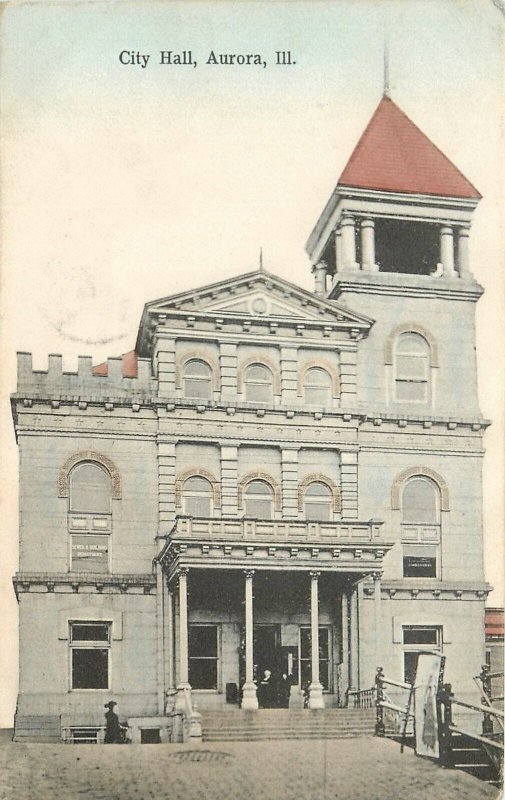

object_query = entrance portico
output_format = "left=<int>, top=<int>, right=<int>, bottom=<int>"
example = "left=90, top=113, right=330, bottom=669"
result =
left=157, top=516, right=392, bottom=711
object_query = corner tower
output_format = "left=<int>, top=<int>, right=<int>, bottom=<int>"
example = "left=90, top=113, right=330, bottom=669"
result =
left=306, top=95, right=484, bottom=416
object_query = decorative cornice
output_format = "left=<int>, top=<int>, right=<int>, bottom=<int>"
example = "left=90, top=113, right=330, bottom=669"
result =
left=12, top=572, right=156, bottom=598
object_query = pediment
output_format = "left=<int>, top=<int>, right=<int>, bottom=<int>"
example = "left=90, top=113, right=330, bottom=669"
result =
left=142, top=270, right=373, bottom=327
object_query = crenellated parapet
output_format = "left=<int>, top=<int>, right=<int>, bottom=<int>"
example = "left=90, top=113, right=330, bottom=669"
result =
left=15, top=352, right=153, bottom=400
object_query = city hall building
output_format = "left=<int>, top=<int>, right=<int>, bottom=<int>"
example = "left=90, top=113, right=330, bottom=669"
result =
left=12, top=95, right=491, bottom=742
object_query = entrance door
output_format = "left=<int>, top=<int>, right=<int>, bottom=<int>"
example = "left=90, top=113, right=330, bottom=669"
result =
left=253, top=624, right=281, bottom=681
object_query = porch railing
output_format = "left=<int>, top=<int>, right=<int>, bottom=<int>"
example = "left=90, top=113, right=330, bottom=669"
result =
left=375, top=666, right=415, bottom=750
left=347, top=686, right=376, bottom=709
left=172, top=515, right=384, bottom=543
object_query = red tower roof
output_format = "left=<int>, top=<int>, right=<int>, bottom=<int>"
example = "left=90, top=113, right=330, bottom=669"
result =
left=338, top=96, right=481, bottom=199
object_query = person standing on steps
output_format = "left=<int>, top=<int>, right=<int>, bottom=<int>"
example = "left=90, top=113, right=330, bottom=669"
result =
left=103, top=700, right=123, bottom=743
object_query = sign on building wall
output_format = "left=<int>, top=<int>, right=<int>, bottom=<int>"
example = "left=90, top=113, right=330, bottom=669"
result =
left=71, top=537, right=109, bottom=573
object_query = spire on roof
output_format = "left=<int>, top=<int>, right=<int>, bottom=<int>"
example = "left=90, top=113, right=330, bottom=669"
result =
left=383, top=31, right=391, bottom=98
left=259, top=247, right=264, bottom=271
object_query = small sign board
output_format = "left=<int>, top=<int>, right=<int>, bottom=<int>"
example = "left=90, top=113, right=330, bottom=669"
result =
left=414, top=651, right=443, bottom=759
left=71, top=535, right=109, bottom=573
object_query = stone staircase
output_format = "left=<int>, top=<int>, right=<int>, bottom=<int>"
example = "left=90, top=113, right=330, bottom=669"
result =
left=201, top=708, right=375, bottom=742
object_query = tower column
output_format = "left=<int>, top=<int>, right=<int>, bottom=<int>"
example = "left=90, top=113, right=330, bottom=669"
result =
left=312, top=260, right=328, bottom=296
left=456, top=227, right=472, bottom=281
left=360, top=218, right=378, bottom=272
left=439, top=225, right=456, bottom=278
left=334, top=228, right=343, bottom=273
left=242, top=569, right=258, bottom=710
left=309, top=571, right=325, bottom=709
left=340, top=215, right=358, bottom=271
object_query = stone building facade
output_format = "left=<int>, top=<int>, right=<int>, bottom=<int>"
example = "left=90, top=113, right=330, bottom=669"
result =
left=12, top=95, right=491, bottom=742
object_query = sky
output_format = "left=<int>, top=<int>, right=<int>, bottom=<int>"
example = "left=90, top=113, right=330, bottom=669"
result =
left=0, top=0, right=503, bottom=727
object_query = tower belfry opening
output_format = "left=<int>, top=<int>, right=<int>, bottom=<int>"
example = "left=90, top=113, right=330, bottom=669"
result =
left=306, top=95, right=481, bottom=294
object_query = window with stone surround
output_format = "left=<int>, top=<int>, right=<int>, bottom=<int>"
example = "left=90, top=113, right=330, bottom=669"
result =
left=394, top=333, right=430, bottom=403
left=244, top=479, right=274, bottom=518
left=183, top=359, right=213, bottom=399
left=70, top=622, right=111, bottom=690
left=303, top=482, right=332, bottom=521
left=303, top=367, right=332, bottom=406
left=401, top=477, right=441, bottom=578
left=68, top=463, right=112, bottom=573
left=183, top=476, right=213, bottom=517
left=244, top=363, right=274, bottom=403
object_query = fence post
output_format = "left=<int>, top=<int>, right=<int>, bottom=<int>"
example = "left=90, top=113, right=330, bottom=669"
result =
left=479, top=664, right=493, bottom=735
left=438, top=682, right=453, bottom=767
left=375, top=666, right=385, bottom=737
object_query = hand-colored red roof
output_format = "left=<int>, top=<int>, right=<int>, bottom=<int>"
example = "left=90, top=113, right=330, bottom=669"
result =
left=338, top=96, right=481, bottom=199
left=92, top=350, right=138, bottom=378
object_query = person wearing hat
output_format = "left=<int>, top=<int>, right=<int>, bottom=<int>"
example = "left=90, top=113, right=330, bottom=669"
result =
left=103, top=701, right=122, bottom=744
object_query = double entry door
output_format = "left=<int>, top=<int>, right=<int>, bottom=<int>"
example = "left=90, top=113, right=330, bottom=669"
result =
left=240, top=624, right=331, bottom=690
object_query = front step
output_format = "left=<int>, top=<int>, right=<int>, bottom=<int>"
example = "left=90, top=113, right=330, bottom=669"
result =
left=201, top=709, right=376, bottom=742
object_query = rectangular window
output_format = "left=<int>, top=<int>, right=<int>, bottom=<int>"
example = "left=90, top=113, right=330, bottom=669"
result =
left=299, top=627, right=330, bottom=690
left=402, top=626, right=441, bottom=684
left=188, top=625, right=218, bottom=690
left=70, top=622, right=110, bottom=690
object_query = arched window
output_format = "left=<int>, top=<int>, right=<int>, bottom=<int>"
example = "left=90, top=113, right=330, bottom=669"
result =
left=304, top=481, right=332, bottom=520
left=401, top=477, right=439, bottom=525
left=183, top=359, right=212, bottom=399
left=401, top=476, right=440, bottom=578
left=183, top=476, right=213, bottom=517
left=70, top=463, right=111, bottom=514
left=244, top=480, right=274, bottom=518
left=303, top=367, right=332, bottom=405
left=395, top=333, right=430, bottom=402
left=244, top=364, right=274, bottom=404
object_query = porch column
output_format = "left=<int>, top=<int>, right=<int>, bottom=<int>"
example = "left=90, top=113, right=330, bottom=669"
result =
left=340, top=215, right=358, bottom=271
left=242, top=569, right=258, bottom=710
left=360, top=218, right=378, bottom=272
left=309, top=571, right=325, bottom=709
left=177, top=567, right=190, bottom=688
left=439, top=225, right=456, bottom=278
left=166, top=587, right=174, bottom=688
left=341, top=592, right=350, bottom=702
left=349, top=585, right=359, bottom=689
left=312, top=260, right=328, bottom=296
left=373, top=572, right=382, bottom=671
left=156, top=563, right=165, bottom=714
left=456, top=227, right=471, bottom=281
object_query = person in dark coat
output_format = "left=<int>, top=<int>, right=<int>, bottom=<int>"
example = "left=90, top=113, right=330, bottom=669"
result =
left=258, top=669, right=274, bottom=708
left=277, top=672, right=293, bottom=708
left=104, top=701, right=122, bottom=743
